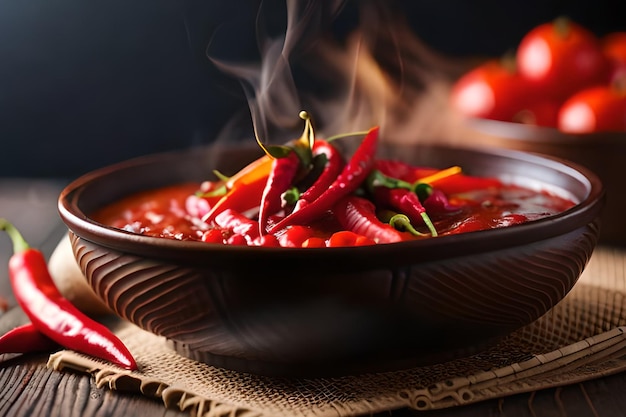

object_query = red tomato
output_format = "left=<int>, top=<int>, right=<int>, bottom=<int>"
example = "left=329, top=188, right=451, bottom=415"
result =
left=512, top=99, right=562, bottom=127
left=450, top=59, right=531, bottom=122
left=326, top=231, right=375, bottom=247
left=516, top=18, right=611, bottom=101
left=558, top=85, right=626, bottom=133
left=602, top=32, right=626, bottom=84
left=278, top=225, right=315, bottom=247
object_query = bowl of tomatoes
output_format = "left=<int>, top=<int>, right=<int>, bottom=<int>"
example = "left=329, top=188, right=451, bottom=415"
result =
left=58, top=123, right=604, bottom=377
left=450, top=18, right=626, bottom=245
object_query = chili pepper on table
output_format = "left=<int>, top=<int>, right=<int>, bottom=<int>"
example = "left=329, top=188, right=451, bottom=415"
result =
left=267, top=125, right=380, bottom=234
left=0, top=323, right=59, bottom=354
left=4, top=326, right=56, bottom=354
left=0, top=219, right=137, bottom=370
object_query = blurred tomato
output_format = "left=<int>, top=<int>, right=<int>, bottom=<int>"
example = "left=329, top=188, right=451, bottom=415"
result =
left=516, top=18, right=611, bottom=101
left=512, top=99, right=562, bottom=127
left=602, top=31, right=626, bottom=84
left=450, top=59, right=531, bottom=121
left=558, top=85, right=626, bottom=133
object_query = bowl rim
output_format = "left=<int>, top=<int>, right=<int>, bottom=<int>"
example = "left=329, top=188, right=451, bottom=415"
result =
left=57, top=143, right=605, bottom=270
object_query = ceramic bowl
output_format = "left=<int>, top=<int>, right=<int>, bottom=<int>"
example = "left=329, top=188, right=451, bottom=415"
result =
left=58, top=142, right=604, bottom=377
left=463, top=117, right=625, bottom=246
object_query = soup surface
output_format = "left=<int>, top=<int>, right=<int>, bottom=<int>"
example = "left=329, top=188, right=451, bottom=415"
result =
left=92, top=123, right=577, bottom=247
left=93, top=164, right=576, bottom=247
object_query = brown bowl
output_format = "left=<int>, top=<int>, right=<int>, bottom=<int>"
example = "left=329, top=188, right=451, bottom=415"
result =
left=57, top=143, right=604, bottom=377
left=463, top=117, right=625, bottom=246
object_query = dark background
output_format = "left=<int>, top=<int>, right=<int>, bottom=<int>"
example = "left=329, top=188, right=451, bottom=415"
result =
left=1, top=0, right=624, bottom=178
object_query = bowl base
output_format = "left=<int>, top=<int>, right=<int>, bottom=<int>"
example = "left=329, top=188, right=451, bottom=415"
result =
left=166, top=335, right=502, bottom=378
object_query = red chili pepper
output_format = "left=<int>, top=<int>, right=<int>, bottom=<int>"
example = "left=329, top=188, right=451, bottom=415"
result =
left=374, top=187, right=425, bottom=224
left=293, top=139, right=344, bottom=211
left=0, top=323, right=59, bottom=354
left=268, top=126, right=380, bottom=234
left=258, top=150, right=301, bottom=235
left=422, top=189, right=462, bottom=217
left=0, top=219, right=137, bottom=370
left=431, top=174, right=503, bottom=195
left=214, top=209, right=261, bottom=244
left=372, top=187, right=438, bottom=236
left=374, top=159, right=419, bottom=182
left=332, top=195, right=415, bottom=244
left=366, top=168, right=438, bottom=236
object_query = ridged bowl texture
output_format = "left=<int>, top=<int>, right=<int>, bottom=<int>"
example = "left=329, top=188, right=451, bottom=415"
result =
left=58, top=143, right=604, bottom=376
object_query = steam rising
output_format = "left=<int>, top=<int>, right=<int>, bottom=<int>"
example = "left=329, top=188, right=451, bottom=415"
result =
left=207, top=1, right=478, bottom=146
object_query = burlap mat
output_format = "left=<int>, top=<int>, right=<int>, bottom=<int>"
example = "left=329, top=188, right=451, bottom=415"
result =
left=47, top=246, right=626, bottom=417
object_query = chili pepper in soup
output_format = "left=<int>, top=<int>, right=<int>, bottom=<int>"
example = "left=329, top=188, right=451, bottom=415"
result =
left=92, top=158, right=576, bottom=247
left=92, top=120, right=575, bottom=247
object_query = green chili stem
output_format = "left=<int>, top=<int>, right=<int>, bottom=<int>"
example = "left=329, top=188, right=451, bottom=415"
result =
left=0, top=218, right=30, bottom=253
left=212, top=170, right=231, bottom=182
left=420, top=212, right=438, bottom=237
left=325, top=130, right=371, bottom=143
left=196, top=184, right=228, bottom=198
left=387, top=213, right=438, bottom=238
left=388, top=214, right=428, bottom=237
left=366, top=170, right=413, bottom=192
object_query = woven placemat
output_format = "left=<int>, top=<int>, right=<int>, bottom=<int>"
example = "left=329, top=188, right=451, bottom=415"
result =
left=47, top=246, right=626, bottom=417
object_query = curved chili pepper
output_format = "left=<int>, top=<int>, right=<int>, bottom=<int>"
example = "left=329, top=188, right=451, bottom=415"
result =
left=258, top=150, right=302, bottom=235
left=332, top=195, right=415, bottom=244
left=293, top=139, right=344, bottom=211
left=422, top=188, right=462, bottom=217
left=214, top=208, right=261, bottom=244
left=372, top=187, right=438, bottom=236
left=256, top=111, right=316, bottom=234
left=268, top=126, right=380, bottom=234
left=201, top=169, right=269, bottom=224
left=0, top=219, right=137, bottom=370
left=223, top=154, right=272, bottom=190
left=366, top=169, right=438, bottom=236
left=0, top=323, right=59, bottom=354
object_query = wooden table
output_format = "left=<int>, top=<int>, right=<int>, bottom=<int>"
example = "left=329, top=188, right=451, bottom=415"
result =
left=2, top=177, right=626, bottom=417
